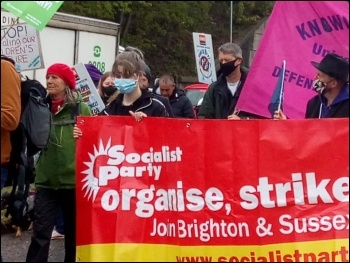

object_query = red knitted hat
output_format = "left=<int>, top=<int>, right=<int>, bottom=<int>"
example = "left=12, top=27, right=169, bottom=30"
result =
left=46, top=63, right=76, bottom=90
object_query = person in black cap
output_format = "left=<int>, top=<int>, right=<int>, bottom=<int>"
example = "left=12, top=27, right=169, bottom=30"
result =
left=274, top=53, right=349, bottom=119
left=139, top=64, right=174, bottom=117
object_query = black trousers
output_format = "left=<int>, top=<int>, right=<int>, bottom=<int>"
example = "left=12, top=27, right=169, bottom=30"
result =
left=26, top=188, right=76, bottom=262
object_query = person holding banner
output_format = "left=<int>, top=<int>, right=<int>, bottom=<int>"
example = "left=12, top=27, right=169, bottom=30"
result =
left=118, top=46, right=174, bottom=117
left=197, top=42, right=263, bottom=120
left=100, top=50, right=169, bottom=120
left=274, top=53, right=349, bottom=119
left=26, top=63, right=92, bottom=262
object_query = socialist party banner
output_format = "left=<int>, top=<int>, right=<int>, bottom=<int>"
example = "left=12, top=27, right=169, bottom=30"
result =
left=236, top=1, right=349, bottom=119
left=75, top=117, right=349, bottom=262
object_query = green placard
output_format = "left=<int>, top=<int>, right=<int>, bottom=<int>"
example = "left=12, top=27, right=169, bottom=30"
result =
left=1, top=1, right=64, bottom=31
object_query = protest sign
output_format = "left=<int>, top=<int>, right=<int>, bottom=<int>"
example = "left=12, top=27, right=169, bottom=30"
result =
left=193, top=32, right=217, bottom=84
left=1, top=22, right=44, bottom=71
left=236, top=1, right=349, bottom=119
left=73, top=63, right=105, bottom=115
left=75, top=117, right=349, bottom=261
left=1, top=1, right=64, bottom=31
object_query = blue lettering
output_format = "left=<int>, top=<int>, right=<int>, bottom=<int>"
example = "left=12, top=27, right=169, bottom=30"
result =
left=296, top=75, right=305, bottom=87
left=308, top=19, right=322, bottom=37
left=296, top=15, right=349, bottom=40
left=321, top=18, right=332, bottom=32
left=304, top=78, right=313, bottom=89
left=272, top=66, right=314, bottom=89
left=296, top=23, right=312, bottom=40
left=312, top=43, right=323, bottom=55
left=343, top=16, right=349, bottom=28
left=272, top=66, right=281, bottom=77
left=311, top=42, right=343, bottom=58
left=283, top=69, right=290, bottom=82
left=288, top=72, right=298, bottom=83
left=198, top=49, right=209, bottom=57
left=328, top=15, right=344, bottom=30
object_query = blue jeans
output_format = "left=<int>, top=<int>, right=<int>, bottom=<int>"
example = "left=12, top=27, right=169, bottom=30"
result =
left=1, top=163, right=9, bottom=190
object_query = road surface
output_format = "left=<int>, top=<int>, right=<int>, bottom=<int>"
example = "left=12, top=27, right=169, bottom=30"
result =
left=1, top=227, right=64, bottom=262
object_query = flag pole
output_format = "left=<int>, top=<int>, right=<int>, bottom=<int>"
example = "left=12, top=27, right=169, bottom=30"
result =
left=230, top=1, right=233, bottom=42
left=277, top=60, right=286, bottom=111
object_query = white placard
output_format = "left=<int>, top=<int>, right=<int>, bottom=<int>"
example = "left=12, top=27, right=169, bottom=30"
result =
left=73, top=63, right=105, bottom=115
left=192, top=32, right=217, bottom=84
left=1, top=22, right=44, bottom=71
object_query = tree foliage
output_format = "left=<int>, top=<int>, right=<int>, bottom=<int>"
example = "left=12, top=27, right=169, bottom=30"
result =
left=59, top=1, right=274, bottom=77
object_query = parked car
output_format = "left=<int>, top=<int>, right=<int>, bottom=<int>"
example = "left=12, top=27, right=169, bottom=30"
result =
left=183, top=83, right=209, bottom=117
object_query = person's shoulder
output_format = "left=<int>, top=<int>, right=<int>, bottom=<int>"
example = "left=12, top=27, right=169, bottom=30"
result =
left=176, top=89, right=187, bottom=97
left=1, top=57, right=17, bottom=73
left=151, top=96, right=167, bottom=108
left=153, top=93, right=168, bottom=103
left=81, top=102, right=93, bottom=115
left=1, top=56, right=15, bottom=66
left=307, top=94, right=320, bottom=106
left=1, top=58, right=21, bottom=85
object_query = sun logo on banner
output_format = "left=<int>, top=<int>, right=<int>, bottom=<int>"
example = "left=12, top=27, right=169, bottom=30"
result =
left=81, top=138, right=112, bottom=202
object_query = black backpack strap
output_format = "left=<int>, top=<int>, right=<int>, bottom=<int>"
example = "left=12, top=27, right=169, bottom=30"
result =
left=72, top=101, right=81, bottom=123
left=5, top=127, right=29, bottom=218
left=29, top=87, right=48, bottom=104
left=52, top=102, right=80, bottom=126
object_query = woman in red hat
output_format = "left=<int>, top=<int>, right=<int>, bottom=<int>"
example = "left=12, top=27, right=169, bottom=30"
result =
left=26, top=63, right=92, bottom=262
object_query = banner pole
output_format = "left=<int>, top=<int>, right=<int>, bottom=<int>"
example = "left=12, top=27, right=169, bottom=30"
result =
left=230, top=1, right=233, bottom=42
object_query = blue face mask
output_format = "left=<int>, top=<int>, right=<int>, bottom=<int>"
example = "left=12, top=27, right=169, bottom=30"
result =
left=114, top=78, right=137, bottom=94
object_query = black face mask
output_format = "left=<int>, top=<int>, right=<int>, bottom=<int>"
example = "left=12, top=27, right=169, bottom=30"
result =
left=103, top=85, right=117, bottom=96
left=220, top=58, right=239, bottom=77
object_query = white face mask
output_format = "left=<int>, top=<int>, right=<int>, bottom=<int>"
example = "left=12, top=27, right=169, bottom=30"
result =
left=312, top=79, right=332, bottom=94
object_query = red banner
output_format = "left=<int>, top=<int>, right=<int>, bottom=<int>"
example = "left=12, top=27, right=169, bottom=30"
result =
left=76, top=117, right=349, bottom=262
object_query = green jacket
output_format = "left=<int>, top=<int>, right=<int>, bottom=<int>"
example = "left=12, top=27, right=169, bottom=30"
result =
left=35, top=100, right=91, bottom=189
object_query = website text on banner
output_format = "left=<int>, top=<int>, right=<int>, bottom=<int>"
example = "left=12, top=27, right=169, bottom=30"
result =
left=75, top=117, right=349, bottom=262
left=236, top=1, right=349, bottom=119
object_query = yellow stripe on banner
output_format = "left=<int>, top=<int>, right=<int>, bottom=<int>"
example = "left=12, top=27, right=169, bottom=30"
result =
left=76, top=239, right=349, bottom=262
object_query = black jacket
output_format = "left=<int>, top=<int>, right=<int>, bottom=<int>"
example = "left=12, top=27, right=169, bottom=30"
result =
left=305, top=83, right=349, bottom=118
left=152, top=93, right=174, bottom=117
left=198, top=69, right=264, bottom=119
left=169, top=88, right=195, bottom=118
left=103, top=89, right=168, bottom=117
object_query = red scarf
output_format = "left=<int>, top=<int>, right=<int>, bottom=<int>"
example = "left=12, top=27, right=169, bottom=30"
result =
left=51, top=98, right=65, bottom=114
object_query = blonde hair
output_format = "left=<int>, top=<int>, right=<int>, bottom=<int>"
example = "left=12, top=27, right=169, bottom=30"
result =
left=65, top=87, right=79, bottom=105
